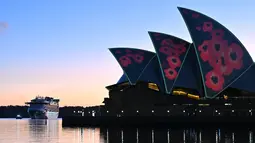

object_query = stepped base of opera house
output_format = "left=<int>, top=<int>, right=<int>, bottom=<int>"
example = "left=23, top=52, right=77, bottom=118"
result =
left=62, top=82, right=255, bottom=127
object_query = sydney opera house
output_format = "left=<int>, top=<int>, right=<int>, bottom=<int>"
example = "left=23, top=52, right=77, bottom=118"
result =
left=90, top=7, right=255, bottom=117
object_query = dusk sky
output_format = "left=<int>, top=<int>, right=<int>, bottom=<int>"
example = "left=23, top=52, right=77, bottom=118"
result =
left=0, top=0, right=254, bottom=106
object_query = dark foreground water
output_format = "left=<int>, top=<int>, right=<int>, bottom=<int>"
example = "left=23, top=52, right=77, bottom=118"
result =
left=0, top=119, right=254, bottom=143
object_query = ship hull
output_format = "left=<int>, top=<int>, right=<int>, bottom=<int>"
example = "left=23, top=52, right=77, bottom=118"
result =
left=28, top=110, right=59, bottom=119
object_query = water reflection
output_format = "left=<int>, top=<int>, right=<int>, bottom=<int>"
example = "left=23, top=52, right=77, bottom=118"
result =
left=0, top=119, right=255, bottom=143
left=28, top=119, right=59, bottom=142
left=100, top=127, right=255, bottom=143
left=62, top=127, right=100, bottom=143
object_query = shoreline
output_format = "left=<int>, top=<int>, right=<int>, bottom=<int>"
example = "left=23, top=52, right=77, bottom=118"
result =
left=62, top=116, right=255, bottom=128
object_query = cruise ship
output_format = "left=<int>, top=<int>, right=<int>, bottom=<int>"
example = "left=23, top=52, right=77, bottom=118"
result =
left=25, top=96, right=60, bottom=119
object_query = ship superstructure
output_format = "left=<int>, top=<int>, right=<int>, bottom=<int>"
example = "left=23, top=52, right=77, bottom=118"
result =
left=25, top=96, right=60, bottom=119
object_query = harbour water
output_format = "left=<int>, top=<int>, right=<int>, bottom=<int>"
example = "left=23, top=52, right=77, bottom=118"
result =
left=0, top=119, right=254, bottom=143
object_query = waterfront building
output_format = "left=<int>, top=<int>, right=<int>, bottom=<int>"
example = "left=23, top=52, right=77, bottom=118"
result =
left=88, top=7, right=255, bottom=117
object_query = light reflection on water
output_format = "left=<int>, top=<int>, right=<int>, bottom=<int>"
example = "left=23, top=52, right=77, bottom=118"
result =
left=0, top=119, right=254, bottom=143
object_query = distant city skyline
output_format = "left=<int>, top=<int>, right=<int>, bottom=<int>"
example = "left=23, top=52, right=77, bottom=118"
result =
left=0, top=0, right=255, bottom=106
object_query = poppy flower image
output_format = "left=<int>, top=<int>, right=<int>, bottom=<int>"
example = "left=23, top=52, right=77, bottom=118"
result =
left=210, top=56, right=233, bottom=76
left=196, top=26, right=202, bottom=31
left=211, top=29, right=224, bottom=40
left=125, top=49, right=132, bottom=53
left=159, top=46, right=175, bottom=56
left=132, top=54, right=144, bottom=63
left=161, top=39, right=174, bottom=46
left=198, top=40, right=211, bottom=62
left=207, top=39, right=228, bottom=58
left=192, top=13, right=199, bottom=18
left=225, top=43, right=243, bottom=70
left=115, top=50, right=121, bottom=54
left=164, top=68, right=177, bottom=80
left=154, top=33, right=160, bottom=37
left=167, top=56, right=181, bottom=69
left=119, top=56, right=131, bottom=67
left=205, top=70, right=225, bottom=91
left=182, top=9, right=188, bottom=14
left=125, top=53, right=134, bottom=58
left=173, top=44, right=187, bottom=55
left=153, top=33, right=161, bottom=40
left=203, top=22, right=213, bottom=32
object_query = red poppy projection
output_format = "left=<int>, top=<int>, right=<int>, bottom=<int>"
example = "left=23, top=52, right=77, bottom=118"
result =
left=109, top=7, right=254, bottom=99
left=178, top=7, right=253, bottom=98
left=113, top=49, right=145, bottom=68
left=109, top=48, right=155, bottom=85
left=149, top=32, right=191, bottom=93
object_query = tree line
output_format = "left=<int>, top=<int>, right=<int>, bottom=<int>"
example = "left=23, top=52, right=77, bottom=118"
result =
left=0, top=106, right=85, bottom=118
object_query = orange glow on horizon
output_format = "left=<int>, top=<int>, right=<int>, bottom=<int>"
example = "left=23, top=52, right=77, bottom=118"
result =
left=0, top=64, right=123, bottom=107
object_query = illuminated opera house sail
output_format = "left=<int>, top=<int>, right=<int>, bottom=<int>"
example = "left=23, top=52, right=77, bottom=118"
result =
left=102, top=7, right=255, bottom=117
left=62, top=7, right=255, bottom=128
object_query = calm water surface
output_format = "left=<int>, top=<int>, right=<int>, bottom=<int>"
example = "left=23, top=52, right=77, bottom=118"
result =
left=0, top=119, right=254, bottom=143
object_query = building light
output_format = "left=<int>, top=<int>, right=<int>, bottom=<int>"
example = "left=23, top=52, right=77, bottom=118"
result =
left=187, top=94, right=200, bottom=100
left=88, top=111, right=90, bottom=114
left=232, top=110, right=234, bottom=112
left=215, top=110, right=218, bottom=113
left=198, top=104, right=210, bottom=106
left=121, top=110, right=124, bottom=113
left=137, top=110, right=139, bottom=113
left=249, top=110, right=252, bottom=112
left=73, top=111, right=76, bottom=113
left=107, top=111, right=109, bottom=113
left=148, top=83, right=159, bottom=91
left=225, top=103, right=232, bottom=106
left=173, top=90, right=187, bottom=96
left=199, top=110, right=201, bottom=113
left=183, top=110, right=185, bottom=113
left=152, top=110, right=154, bottom=113
left=224, top=95, right=228, bottom=100
left=218, top=112, right=221, bottom=115
left=167, top=110, right=170, bottom=113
